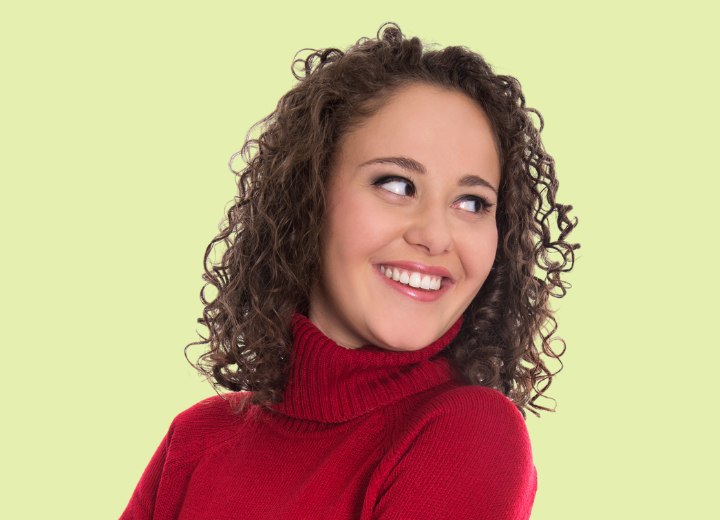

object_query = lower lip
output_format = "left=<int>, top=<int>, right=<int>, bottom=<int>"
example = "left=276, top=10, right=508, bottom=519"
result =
left=373, top=266, right=453, bottom=302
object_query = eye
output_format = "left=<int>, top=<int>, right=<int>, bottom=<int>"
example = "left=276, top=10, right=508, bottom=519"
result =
left=454, top=196, right=495, bottom=215
left=373, top=175, right=415, bottom=196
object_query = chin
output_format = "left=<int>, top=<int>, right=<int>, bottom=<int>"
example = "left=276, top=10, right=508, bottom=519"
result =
left=369, top=321, right=444, bottom=352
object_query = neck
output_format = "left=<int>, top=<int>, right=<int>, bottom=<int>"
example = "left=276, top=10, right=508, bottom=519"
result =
left=267, top=312, right=464, bottom=423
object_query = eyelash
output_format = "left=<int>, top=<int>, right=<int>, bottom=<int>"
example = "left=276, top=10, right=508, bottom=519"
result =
left=372, top=175, right=495, bottom=215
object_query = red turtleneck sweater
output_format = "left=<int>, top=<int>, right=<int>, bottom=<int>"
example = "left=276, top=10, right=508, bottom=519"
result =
left=120, top=314, right=537, bottom=519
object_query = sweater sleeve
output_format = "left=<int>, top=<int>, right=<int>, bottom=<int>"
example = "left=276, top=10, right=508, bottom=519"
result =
left=119, top=430, right=170, bottom=519
left=371, top=387, right=537, bottom=520
left=118, top=394, right=238, bottom=519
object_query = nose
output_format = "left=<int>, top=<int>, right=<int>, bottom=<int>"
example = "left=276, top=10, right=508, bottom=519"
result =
left=402, top=202, right=453, bottom=255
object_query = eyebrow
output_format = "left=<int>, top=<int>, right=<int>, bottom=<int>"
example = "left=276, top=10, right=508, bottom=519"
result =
left=359, top=156, right=498, bottom=195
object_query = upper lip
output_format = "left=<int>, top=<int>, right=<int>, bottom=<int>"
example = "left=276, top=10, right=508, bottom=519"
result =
left=376, top=261, right=455, bottom=282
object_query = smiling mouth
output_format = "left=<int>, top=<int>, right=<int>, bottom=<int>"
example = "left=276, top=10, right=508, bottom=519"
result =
left=378, top=265, right=447, bottom=291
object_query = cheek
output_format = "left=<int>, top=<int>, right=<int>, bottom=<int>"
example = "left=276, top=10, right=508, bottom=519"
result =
left=461, top=224, right=498, bottom=281
left=324, top=191, right=393, bottom=261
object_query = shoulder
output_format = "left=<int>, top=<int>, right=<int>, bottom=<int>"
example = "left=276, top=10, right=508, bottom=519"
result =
left=172, top=393, right=239, bottom=425
left=407, top=384, right=534, bottom=467
left=373, top=384, right=537, bottom=518
left=164, top=392, right=251, bottom=464
left=423, top=384, right=529, bottom=437
left=429, top=383, right=523, bottom=414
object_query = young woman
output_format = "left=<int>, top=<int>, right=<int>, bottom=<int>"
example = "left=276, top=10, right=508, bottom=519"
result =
left=121, top=22, right=579, bottom=519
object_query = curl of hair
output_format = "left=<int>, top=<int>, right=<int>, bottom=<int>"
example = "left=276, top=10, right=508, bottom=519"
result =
left=185, top=22, right=580, bottom=419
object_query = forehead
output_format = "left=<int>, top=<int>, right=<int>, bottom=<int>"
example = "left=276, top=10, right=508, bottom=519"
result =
left=334, top=83, right=501, bottom=183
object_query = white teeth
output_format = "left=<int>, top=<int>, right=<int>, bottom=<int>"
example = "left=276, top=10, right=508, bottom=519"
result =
left=379, top=265, right=443, bottom=291
left=409, top=272, right=422, bottom=288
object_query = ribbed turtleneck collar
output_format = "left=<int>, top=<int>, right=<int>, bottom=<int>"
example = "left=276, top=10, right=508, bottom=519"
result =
left=269, top=313, right=463, bottom=423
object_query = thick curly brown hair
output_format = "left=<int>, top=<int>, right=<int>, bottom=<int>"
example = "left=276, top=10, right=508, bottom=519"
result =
left=185, top=22, right=579, bottom=419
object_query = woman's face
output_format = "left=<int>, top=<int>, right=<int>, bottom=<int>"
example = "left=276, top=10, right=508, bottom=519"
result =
left=308, top=82, right=501, bottom=351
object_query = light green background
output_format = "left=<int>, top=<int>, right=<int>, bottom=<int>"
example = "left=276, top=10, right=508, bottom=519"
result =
left=2, top=1, right=717, bottom=518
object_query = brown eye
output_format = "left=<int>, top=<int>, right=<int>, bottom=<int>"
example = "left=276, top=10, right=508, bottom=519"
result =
left=373, top=175, right=415, bottom=196
left=454, top=196, right=494, bottom=215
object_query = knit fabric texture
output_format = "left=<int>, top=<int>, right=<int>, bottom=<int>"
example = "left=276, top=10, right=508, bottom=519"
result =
left=120, top=313, right=537, bottom=519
